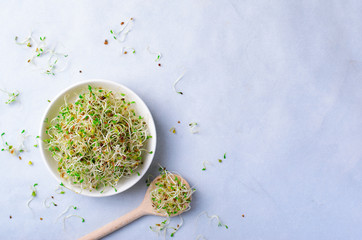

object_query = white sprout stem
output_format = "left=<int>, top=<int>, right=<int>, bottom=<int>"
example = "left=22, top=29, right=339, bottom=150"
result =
left=147, top=46, right=162, bottom=62
left=121, top=47, right=136, bottom=54
left=43, top=198, right=51, bottom=208
left=43, top=198, right=56, bottom=208
left=0, top=89, right=20, bottom=104
left=26, top=196, right=34, bottom=209
left=111, top=18, right=134, bottom=42
left=195, top=211, right=227, bottom=228
left=63, top=214, right=84, bottom=228
left=17, top=132, right=28, bottom=152
left=150, top=169, right=194, bottom=216
left=173, top=72, right=185, bottom=94
left=14, top=32, right=34, bottom=45
left=0, top=89, right=9, bottom=94
left=166, top=215, right=183, bottom=235
left=196, top=234, right=207, bottom=240
left=16, top=33, right=68, bottom=75
left=202, top=160, right=212, bottom=169
left=189, top=122, right=199, bottom=134
left=26, top=185, right=37, bottom=209
left=57, top=205, right=76, bottom=222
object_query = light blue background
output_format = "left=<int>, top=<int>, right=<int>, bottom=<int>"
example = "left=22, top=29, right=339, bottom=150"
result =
left=1, top=0, right=362, bottom=239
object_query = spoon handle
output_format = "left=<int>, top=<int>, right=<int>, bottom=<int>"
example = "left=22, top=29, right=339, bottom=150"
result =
left=79, top=205, right=147, bottom=240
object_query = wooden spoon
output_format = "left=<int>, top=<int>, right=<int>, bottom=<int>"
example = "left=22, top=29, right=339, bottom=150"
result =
left=79, top=174, right=191, bottom=240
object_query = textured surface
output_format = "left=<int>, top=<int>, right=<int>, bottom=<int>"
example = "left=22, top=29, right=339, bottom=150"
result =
left=0, top=0, right=362, bottom=239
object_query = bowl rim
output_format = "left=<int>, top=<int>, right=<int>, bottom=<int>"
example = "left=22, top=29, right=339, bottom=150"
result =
left=39, top=79, right=157, bottom=197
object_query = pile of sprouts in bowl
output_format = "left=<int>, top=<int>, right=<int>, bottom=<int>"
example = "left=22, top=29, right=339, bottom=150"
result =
left=45, top=85, right=150, bottom=192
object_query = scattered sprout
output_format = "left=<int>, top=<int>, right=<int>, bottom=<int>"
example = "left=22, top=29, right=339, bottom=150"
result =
left=0, top=89, right=19, bottom=104
left=149, top=217, right=170, bottom=234
left=195, top=211, right=229, bottom=230
left=169, top=216, right=183, bottom=237
left=189, top=122, right=199, bottom=134
left=147, top=46, right=162, bottom=62
left=58, top=206, right=84, bottom=229
left=43, top=197, right=58, bottom=208
left=27, top=183, right=38, bottom=209
left=196, top=234, right=207, bottom=240
left=145, top=174, right=154, bottom=187
left=15, top=34, right=32, bottom=46
left=15, top=33, right=68, bottom=75
left=110, top=18, right=134, bottom=42
left=169, top=127, right=176, bottom=134
left=1, top=130, right=27, bottom=156
left=150, top=215, right=183, bottom=237
left=173, top=72, right=185, bottom=95
left=121, top=47, right=136, bottom=55
left=202, top=160, right=211, bottom=171
left=57, top=205, right=78, bottom=222
left=55, top=184, right=65, bottom=194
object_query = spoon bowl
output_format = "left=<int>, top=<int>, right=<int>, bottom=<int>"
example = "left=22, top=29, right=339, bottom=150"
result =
left=79, top=174, right=191, bottom=240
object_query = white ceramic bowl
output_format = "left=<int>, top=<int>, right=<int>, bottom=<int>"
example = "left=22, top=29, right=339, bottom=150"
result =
left=39, top=79, right=157, bottom=197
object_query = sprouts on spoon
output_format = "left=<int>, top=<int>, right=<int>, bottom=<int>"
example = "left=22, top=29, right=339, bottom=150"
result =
left=150, top=169, right=194, bottom=216
left=45, top=86, right=149, bottom=192
left=149, top=168, right=194, bottom=237
left=0, top=89, right=19, bottom=104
